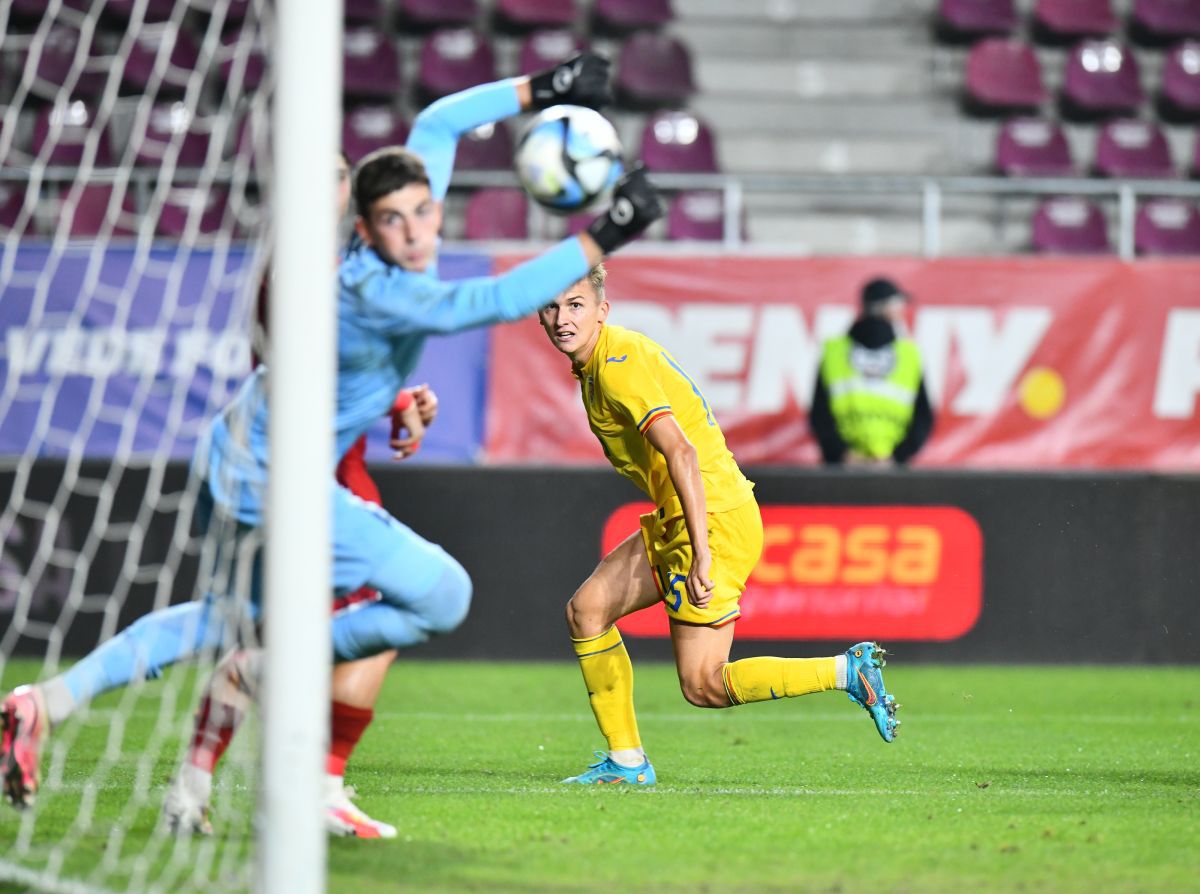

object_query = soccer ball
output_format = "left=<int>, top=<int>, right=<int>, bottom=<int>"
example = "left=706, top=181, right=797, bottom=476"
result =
left=514, top=105, right=624, bottom=214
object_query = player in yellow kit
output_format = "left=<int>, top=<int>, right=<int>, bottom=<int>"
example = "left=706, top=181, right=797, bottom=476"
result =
left=538, top=265, right=900, bottom=784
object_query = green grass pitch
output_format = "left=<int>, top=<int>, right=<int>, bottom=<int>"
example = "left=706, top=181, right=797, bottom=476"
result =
left=1, top=658, right=1198, bottom=894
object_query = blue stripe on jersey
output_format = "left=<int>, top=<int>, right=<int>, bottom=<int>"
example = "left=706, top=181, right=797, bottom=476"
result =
left=661, top=351, right=715, bottom=426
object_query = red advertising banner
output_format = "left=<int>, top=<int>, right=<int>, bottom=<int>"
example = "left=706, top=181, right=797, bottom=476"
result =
left=606, top=503, right=983, bottom=641
left=485, top=256, right=1200, bottom=469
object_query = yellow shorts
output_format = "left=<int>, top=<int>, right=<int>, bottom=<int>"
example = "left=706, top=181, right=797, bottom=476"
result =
left=639, top=497, right=764, bottom=627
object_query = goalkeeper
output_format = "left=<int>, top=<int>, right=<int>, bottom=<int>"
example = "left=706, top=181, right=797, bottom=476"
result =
left=1, top=53, right=664, bottom=815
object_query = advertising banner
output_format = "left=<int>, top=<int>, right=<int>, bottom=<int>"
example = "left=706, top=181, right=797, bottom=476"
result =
left=485, top=256, right=1200, bottom=469
left=606, top=503, right=983, bottom=640
left=1, top=245, right=493, bottom=462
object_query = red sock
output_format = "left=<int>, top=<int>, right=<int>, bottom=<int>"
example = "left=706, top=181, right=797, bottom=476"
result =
left=188, top=695, right=242, bottom=774
left=326, top=701, right=374, bottom=777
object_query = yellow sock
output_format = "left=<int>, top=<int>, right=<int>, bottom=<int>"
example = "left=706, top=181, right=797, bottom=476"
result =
left=572, top=627, right=641, bottom=751
left=721, top=657, right=838, bottom=706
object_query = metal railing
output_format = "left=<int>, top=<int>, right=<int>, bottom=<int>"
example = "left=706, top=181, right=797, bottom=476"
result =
left=8, top=165, right=1200, bottom=258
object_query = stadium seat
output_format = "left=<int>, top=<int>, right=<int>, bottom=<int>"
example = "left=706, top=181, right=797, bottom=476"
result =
left=134, top=102, right=211, bottom=169
left=1059, top=39, right=1144, bottom=120
left=103, top=0, right=180, bottom=22
left=32, top=100, right=114, bottom=167
left=156, top=186, right=230, bottom=239
left=994, top=116, right=1074, bottom=175
left=343, top=106, right=411, bottom=163
left=1093, top=118, right=1175, bottom=177
left=454, top=121, right=513, bottom=170
left=962, top=38, right=1048, bottom=116
left=639, top=110, right=719, bottom=173
left=492, top=0, right=577, bottom=33
left=667, top=190, right=730, bottom=241
left=396, top=0, right=478, bottom=31
left=591, top=0, right=674, bottom=36
left=615, top=31, right=696, bottom=109
left=517, top=29, right=587, bottom=76
left=935, top=0, right=1018, bottom=44
left=122, top=23, right=201, bottom=96
left=1134, top=197, right=1200, bottom=254
left=416, top=28, right=496, bottom=104
left=1130, top=0, right=1200, bottom=45
left=1030, top=196, right=1110, bottom=253
left=345, top=0, right=385, bottom=24
left=60, top=184, right=137, bottom=239
left=219, top=31, right=266, bottom=94
left=1193, top=130, right=1200, bottom=175
left=0, top=183, right=30, bottom=236
left=463, top=188, right=529, bottom=239
left=344, top=28, right=402, bottom=102
left=1032, top=0, right=1117, bottom=45
left=1157, top=40, right=1200, bottom=122
left=32, top=26, right=109, bottom=99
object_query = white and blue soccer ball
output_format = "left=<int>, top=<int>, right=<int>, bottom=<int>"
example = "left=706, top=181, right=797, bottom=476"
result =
left=514, top=105, right=624, bottom=214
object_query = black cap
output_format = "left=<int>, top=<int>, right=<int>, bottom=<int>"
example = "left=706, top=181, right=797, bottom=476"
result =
left=861, top=277, right=906, bottom=308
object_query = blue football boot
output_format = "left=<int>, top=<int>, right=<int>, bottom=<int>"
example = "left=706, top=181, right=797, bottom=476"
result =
left=562, top=751, right=656, bottom=785
left=844, top=642, right=899, bottom=743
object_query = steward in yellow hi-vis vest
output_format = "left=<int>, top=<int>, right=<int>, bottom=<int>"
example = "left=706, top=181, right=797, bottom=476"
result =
left=810, top=277, right=934, bottom=466
left=536, top=263, right=900, bottom=788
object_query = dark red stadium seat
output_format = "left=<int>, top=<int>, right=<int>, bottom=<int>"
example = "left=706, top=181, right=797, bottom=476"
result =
left=104, top=0, right=180, bottom=22
left=1032, top=0, right=1117, bottom=44
left=1157, top=40, right=1200, bottom=122
left=344, top=28, right=402, bottom=101
left=591, top=0, right=674, bottom=35
left=962, top=38, right=1048, bottom=116
left=0, top=183, right=31, bottom=236
left=32, top=100, right=114, bottom=167
left=397, top=0, right=478, bottom=30
left=615, top=31, right=696, bottom=109
left=122, top=23, right=201, bottom=96
left=1130, top=0, right=1200, bottom=45
left=493, top=0, right=577, bottom=33
left=936, top=0, right=1018, bottom=43
left=1059, top=39, right=1143, bottom=120
left=517, top=29, right=587, bottom=76
left=1135, top=198, right=1200, bottom=254
left=416, top=28, right=496, bottom=103
left=135, top=102, right=212, bottom=169
left=454, top=121, right=513, bottom=171
left=639, top=110, right=719, bottom=173
left=342, top=106, right=411, bottom=163
left=345, top=0, right=385, bottom=24
left=464, top=188, right=529, bottom=239
left=60, top=184, right=137, bottom=239
left=1031, top=197, right=1110, bottom=253
left=32, top=26, right=109, bottom=99
left=994, top=117, right=1074, bottom=176
left=667, top=190, right=727, bottom=241
left=219, top=30, right=266, bottom=94
left=156, top=186, right=230, bottom=239
left=1093, top=118, right=1175, bottom=178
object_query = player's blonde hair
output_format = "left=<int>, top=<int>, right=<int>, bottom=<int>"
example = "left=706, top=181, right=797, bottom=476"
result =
left=586, top=263, right=607, bottom=302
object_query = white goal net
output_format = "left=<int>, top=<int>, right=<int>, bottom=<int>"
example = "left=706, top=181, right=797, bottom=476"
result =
left=0, top=0, right=279, bottom=891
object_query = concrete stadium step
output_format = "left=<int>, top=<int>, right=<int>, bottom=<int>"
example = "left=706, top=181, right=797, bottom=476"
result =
left=672, top=0, right=931, bottom=25
left=695, top=56, right=938, bottom=100
left=691, top=95, right=964, bottom=135
left=745, top=210, right=1034, bottom=255
left=674, top=20, right=935, bottom=59
left=718, top=132, right=961, bottom=175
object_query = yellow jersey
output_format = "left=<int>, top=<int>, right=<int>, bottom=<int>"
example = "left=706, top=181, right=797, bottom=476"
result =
left=572, top=323, right=754, bottom=518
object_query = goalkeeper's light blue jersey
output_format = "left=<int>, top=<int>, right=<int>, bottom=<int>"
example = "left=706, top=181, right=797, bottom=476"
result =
left=199, top=80, right=589, bottom=522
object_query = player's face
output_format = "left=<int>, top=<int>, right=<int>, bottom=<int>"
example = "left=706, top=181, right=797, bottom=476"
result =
left=538, top=277, right=609, bottom=365
left=336, top=157, right=351, bottom=220
left=355, top=184, right=442, bottom=272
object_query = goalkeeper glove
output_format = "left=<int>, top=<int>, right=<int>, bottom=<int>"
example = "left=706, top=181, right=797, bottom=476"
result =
left=586, top=166, right=665, bottom=254
left=529, top=52, right=613, bottom=109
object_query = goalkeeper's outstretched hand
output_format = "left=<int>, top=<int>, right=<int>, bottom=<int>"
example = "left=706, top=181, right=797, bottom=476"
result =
left=586, top=166, right=665, bottom=255
left=529, top=52, right=613, bottom=110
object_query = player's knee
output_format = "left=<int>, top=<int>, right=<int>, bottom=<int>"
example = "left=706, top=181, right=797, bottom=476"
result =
left=423, top=556, right=472, bottom=635
left=565, top=582, right=609, bottom=638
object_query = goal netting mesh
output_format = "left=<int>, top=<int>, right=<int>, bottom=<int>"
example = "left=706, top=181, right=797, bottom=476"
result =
left=1, top=0, right=271, bottom=890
